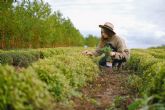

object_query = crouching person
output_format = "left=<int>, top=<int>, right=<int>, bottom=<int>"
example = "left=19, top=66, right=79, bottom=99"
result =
left=82, top=22, right=130, bottom=71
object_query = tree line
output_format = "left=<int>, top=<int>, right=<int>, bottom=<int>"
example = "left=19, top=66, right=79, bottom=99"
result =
left=0, top=0, right=99, bottom=49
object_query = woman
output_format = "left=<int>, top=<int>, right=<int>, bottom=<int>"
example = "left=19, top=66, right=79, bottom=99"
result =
left=83, top=22, right=130, bottom=69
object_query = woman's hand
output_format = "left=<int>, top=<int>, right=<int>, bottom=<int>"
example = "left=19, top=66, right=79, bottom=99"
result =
left=82, top=50, right=94, bottom=56
left=110, top=52, right=116, bottom=56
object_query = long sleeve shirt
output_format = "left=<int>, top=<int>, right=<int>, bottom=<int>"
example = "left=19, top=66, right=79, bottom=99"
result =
left=93, top=34, right=130, bottom=61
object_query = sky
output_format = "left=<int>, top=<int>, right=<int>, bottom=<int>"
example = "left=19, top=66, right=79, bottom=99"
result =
left=44, top=0, right=165, bottom=48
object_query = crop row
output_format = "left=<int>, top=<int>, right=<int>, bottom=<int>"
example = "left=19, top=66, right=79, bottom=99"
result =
left=0, top=48, right=99, bottom=110
left=127, top=49, right=165, bottom=109
left=0, top=47, right=84, bottom=67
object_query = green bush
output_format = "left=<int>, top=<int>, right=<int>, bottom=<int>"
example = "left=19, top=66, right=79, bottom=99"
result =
left=0, top=51, right=42, bottom=67
left=144, top=62, right=165, bottom=100
left=127, top=51, right=159, bottom=73
left=127, top=49, right=165, bottom=109
left=0, top=47, right=99, bottom=109
left=32, top=53, right=99, bottom=101
left=0, top=53, right=13, bottom=65
left=38, top=48, right=65, bottom=57
left=0, top=65, right=55, bottom=110
left=0, top=47, right=86, bottom=68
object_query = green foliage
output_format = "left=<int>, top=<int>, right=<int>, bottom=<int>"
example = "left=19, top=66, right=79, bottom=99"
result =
left=0, top=0, right=85, bottom=48
left=147, top=49, right=165, bottom=59
left=0, top=47, right=99, bottom=109
left=0, top=51, right=42, bottom=67
left=0, top=53, right=13, bottom=65
left=101, top=47, right=111, bottom=54
left=85, top=34, right=99, bottom=47
left=0, top=47, right=85, bottom=68
left=127, top=74, right=143, bottom=93
left=107, top=96, right=131, bottom=110
left=100, top=43, right=112, bottom=54
left=128, top=96, right=165, bottom=110
left=127, top=49, right=165, bottom=109
left=0, top=65, right=55, bottom=110
left=31, top=53, right=99, bottom=101
left=38, top=48, right=65, bottom=57
left=100, top=43, right=112, bottom=62
left=144, top=62, right=165, bottom=97
left=127, top=50, right=159, bottom=73
left=128, top=99, right=141, bottom=110
left=0, top=47, right=164, bottom=109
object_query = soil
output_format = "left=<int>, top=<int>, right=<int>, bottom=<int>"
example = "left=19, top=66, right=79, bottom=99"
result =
left=71, top=69, right=135, bottom=110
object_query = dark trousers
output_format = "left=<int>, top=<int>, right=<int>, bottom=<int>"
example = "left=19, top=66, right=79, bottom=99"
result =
left=99, top=56, right=126, bottom=68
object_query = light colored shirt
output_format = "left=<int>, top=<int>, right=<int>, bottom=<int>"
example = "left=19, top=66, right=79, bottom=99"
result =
left=93, top=34, right=130, bottom=61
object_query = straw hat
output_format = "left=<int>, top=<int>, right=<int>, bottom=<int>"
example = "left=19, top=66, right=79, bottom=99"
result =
left=99, top=22, right=115, bottom=34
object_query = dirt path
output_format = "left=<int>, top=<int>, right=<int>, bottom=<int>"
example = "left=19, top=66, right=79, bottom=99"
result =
left=72, top=70, right=134, bottom=110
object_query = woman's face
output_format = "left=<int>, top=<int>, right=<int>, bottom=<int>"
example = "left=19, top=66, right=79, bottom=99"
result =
left=101, top=28, right=109, bottom=39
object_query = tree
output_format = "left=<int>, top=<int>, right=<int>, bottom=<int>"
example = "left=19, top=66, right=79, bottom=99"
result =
left=0, top=0, right=86, bottom=48
left=85, top=35, right=99, bottom=47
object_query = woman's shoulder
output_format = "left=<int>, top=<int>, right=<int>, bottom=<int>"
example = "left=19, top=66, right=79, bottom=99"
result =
left=114, top=34, right=127, bottom=42
left=114, top=34, right=122, bottom=39
left=113, top=34, right=123, bottom=42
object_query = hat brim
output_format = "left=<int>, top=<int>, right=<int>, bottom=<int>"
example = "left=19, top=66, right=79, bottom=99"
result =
left=99, top=25, right=116, bottom=34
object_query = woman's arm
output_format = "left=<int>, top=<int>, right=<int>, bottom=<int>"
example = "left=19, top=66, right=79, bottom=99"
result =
left=111, top=37, right=130, bottom=61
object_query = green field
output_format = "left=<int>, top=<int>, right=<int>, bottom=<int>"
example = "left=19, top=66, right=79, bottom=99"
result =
left=0, top=47, right=164, bottom=110
left=0, top=47, right=99, bottom=110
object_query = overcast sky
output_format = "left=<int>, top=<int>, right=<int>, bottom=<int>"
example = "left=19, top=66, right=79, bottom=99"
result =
left=44, top=0, right=165, bottom=48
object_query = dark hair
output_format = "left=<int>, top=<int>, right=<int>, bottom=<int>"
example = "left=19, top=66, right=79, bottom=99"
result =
left=99, top=27, right=115, bottom=48
left=102, top=27, right=115, bottom=36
